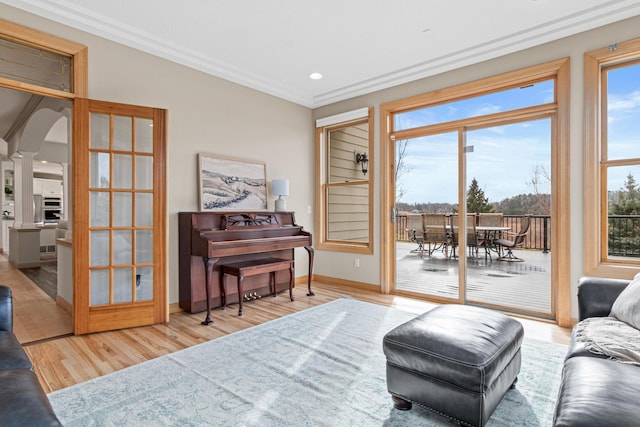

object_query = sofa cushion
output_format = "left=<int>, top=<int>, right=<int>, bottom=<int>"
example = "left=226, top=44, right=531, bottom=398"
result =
left=610, top=275, right=640, bottom=329
left=564, top=330, right=609, bottom=360
left=0, top=369, right=61, bottom=426
left=553, top=357, right=640, bottom=426
left=0, top=331, right=33, bottom=371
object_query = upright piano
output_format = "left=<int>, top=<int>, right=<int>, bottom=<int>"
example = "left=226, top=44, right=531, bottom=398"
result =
left=178, top=211, right=314, bottom=323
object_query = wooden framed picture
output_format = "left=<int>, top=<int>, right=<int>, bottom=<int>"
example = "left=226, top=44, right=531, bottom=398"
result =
left=198, top=153, right=267, bottom=211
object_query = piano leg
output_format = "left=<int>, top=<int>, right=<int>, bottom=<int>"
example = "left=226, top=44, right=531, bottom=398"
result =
left=289, top=262, right=295, bottom=302
left=237, top=275, right=244, bottom=316
left=201, top=257, right=219, bottom=325
left=304, top=246, right=315, bottom=296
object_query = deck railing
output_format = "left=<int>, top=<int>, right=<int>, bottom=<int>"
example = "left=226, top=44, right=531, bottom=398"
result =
left=397, top=213, right=640, bottom=256
left=608, top=215, right=640, bottom=257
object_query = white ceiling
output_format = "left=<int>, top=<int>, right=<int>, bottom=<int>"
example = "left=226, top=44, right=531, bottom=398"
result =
left=3, top=0, right=640, bottom=108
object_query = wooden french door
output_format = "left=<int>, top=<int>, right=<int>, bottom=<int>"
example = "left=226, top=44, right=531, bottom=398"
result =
left=73, top=98, right=167, bottom=334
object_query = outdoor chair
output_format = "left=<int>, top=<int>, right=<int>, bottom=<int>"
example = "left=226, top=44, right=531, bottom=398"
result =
left=478, top=213, right=503, bottom=227
left=449, top=213, right=479, bottom=260
left=477, top=212, right=504, bottom=257
left=405, top=214, right=425, bottom=257
left=495, top=215, right=531, bottom=262
left=423, top=213, right=449, bottom=257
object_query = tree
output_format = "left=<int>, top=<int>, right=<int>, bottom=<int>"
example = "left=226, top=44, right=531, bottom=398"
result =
left=526, top=164, right=551, bottom=215
left=610, top=173, right=640, bottom=215
left=466, top=178, right=493, bottom=213
left=395, top=139, right=411, bottom=205
left=608, top=173, right=640, bottom=256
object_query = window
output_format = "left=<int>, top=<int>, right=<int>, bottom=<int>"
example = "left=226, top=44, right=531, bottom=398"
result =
left=315, top=107, right=373, bottom=253
left=394, top=79, right=555, bottom=131
left=0, top=17, right=87, bottom=96
left=585, top=38, right=640, bottom=276
left=0, top=36, right=71, bottom=92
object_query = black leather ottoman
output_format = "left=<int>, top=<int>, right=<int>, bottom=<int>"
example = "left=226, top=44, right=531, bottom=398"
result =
left=383, top=304, right=524, bottom=427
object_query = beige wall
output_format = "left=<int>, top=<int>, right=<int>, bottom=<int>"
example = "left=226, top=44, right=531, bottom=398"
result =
left=313, top=15, right=640, bottom=319
left=0, top=4, right=314, bottom=305
left=4, top=3, right=640, bottom=319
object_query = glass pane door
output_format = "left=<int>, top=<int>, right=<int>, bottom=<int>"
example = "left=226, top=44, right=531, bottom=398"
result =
left=395, top=132, right=460, bottom=301
left=74, top=98, right=166, bottom=334
left=465, top=118, right=552, bottom=317
left=89, top=113, right=154, bottom=306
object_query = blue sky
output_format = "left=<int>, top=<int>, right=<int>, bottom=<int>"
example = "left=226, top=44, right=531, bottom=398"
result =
left=606, top=62, right=640, bottom=195
left=395, top=82, right=553, bottom=205
left=395, top=66, right=640, bottom=205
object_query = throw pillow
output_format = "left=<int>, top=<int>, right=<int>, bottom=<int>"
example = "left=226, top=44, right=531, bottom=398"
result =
left=610, top=276, right=640, bottom=330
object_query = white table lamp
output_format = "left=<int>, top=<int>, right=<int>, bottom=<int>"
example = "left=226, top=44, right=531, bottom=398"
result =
left=272, top=179, right=289, bottom=211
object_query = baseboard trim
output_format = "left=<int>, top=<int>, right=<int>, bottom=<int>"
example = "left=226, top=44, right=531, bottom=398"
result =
left=295, top=275, right=310, bottom=285
left=312, top=274, right=380, bottom=293
left=56, top=295, right=72, bottom=315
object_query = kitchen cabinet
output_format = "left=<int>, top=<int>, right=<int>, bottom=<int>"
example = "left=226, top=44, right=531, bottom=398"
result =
left=39, top=225, right=57, bottom=259
left=34, top=178, right=63, bottom=196
left=33, top=178, right=42, bottom=195
left=2, top=220, right=14, bottom=253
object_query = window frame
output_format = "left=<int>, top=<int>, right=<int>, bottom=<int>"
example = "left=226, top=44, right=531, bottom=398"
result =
left=0, top=18, right=87, bottom=97
left=315, top=107, right=374, bottom=254
left=585, top=38, right=640, bottom=278
left=380, top=58, right=571, bottom=326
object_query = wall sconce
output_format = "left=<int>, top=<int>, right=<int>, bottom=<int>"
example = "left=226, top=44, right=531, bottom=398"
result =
left=354, top=151, right=369, bottom=175
left=271, top=179, right=289, bottom=211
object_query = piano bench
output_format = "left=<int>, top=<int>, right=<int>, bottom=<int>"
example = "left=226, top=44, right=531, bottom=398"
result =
left=221, top=258, right=295, bottom=316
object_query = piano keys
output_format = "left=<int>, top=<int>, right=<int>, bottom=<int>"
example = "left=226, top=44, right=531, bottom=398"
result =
left=178, top=211, right=314, bottom=323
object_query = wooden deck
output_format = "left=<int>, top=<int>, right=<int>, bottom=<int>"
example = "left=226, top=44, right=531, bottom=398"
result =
left=395, top=242, right=552, bottom=318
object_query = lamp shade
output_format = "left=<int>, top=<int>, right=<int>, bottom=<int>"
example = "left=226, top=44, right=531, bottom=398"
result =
left=272, top=179, right=289, bottom=197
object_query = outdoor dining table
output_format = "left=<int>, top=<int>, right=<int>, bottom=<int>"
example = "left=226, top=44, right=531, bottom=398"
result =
left=423, top=224, right=511, bottom=258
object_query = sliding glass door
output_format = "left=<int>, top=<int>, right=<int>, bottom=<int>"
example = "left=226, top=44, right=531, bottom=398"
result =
left=395, top=132, right=459, bottom=301
left=394, top=117, right=553, bottom=318
left=465, top=119, right=552, bottom=317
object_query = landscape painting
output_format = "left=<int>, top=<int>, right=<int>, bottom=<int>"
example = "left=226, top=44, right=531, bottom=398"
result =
left=198, top=153, right=267, bottom=211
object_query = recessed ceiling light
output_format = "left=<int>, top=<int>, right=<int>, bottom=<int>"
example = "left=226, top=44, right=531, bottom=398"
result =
left=309, top=72, right=323, bottom=80
left=40, top=160, right=48, bottom=164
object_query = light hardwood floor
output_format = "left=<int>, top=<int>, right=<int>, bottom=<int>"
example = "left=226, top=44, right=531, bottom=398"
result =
left=21, top=280, right=572, bottom=394
left=0, top=256, right=72, bottom=344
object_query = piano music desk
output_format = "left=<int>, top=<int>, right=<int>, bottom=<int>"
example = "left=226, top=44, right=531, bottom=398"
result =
left=221, top=258, right=294, bottom=316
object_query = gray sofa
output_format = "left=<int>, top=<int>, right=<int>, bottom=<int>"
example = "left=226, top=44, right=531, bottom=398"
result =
left=0, top=285, right=62, bottom=426
left=553, top=277, right=640, bottom=426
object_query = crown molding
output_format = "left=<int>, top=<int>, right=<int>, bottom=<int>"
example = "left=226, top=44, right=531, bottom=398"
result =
left=4, top=0, right=640, bottom=109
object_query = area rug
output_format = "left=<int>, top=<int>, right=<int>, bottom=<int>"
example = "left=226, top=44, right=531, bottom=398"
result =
left=48, top=298, right=567, bottom=426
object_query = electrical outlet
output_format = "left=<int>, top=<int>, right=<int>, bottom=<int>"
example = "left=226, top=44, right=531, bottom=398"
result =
left=307, top=205, right=312, bottom=214
left=354, top=258, right=360, bottom=268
